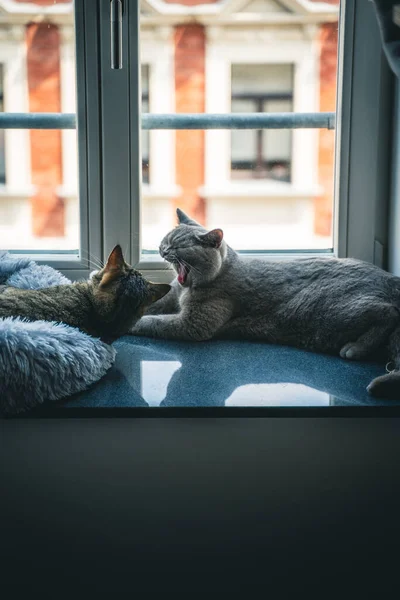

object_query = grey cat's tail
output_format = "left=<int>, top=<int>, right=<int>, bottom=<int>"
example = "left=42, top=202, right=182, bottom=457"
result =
left=367, top=325, right=400, bottom=399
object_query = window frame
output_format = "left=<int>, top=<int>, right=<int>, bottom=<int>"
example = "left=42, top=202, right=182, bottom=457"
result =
left=388, top=80, right=400, bottom=276
left=7, top=0, right=102, bottom=280
left=138, top=0, right=395, bottom=280
left=3, top=0, right=395, bottom=283
left=334, top=0, right=394, bottom=266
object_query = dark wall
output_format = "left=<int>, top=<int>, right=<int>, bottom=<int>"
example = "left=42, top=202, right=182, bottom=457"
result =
left=2, top=416, right=400, bottom=593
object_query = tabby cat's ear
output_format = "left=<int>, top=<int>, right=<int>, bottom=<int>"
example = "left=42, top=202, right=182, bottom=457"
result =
left=105, top=244, right=125, bottom=269
left=99, top=245, right=125, bottom=287
left=176, top=208, right=200, bottom=227
left=197, top=229, right=223, bottom=248
left=149, top=283, right=171, bottom=303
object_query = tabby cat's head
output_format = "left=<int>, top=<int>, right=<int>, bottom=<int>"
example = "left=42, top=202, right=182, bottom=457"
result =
left=90, top=245, right=170, bottom=336
left=158, top=208, right=227, bottom=287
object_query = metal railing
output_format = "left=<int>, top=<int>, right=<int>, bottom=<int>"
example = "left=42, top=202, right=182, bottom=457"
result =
left=0, top=112, right=336, bottom=130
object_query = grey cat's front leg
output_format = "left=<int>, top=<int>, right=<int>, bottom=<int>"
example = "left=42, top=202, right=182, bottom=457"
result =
left=131, top=314, right=189, bottom=340
left=145, top=280, right=180, bottom=315
left=131, top=300, right=233, bottom=341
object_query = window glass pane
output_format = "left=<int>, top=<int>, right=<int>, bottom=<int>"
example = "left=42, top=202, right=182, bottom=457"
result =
left=231, top=65, right=293, bottom=183
left=140, top=1, right=340, bottom=252
left=141, top=64, right=150, bottom=184
left=262, top=100, right=292, bottom=163
left=231, top=64, right=293, bottom=95
left=0, top=0, right=79, bottom=253
left=231, top=99, right=257, bottom=165
left=261, top=99, right=292, bottom=183
left=0, top=64, right=5, bottom=185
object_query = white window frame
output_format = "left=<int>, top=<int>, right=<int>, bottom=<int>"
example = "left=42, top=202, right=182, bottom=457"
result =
left=334, top=0, right=393, bottom=266
left=109, top=0, right=396, bottom=280
left=2, top=0, right=102, bottom=279
left=389, top=80, right=400, bottom=276
left=1, top=0, right=395, bottom=283
left=138, top=0, right=394, bottom=280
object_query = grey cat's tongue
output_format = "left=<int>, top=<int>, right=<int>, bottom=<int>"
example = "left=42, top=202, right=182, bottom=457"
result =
left=178, top=264, right=188, bottom=284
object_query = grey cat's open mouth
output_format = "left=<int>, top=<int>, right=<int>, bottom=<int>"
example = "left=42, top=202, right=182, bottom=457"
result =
left=177, top=263, right=190, bottom=285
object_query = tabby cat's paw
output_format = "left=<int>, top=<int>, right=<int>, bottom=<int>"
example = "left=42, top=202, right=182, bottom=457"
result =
left=339, top=342, right=368, bottom=360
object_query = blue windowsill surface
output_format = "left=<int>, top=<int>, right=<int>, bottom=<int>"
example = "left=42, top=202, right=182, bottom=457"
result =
left=33, top=336, right=400, bottom=415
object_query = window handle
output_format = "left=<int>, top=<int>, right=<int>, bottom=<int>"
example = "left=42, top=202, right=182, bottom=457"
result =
left=110, top=0, right=123, bottom=69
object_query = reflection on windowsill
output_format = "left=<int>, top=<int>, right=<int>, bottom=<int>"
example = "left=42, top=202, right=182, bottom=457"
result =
left=62, top=337, right=399, bottom=409
left=225, top=383, right=330, bottom=407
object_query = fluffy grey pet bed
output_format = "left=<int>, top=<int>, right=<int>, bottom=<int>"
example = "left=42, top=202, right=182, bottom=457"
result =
left=0, top=252, right=116, bottom=415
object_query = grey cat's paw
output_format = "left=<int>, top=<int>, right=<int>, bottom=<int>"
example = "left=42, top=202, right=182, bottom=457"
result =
left=130, top=315, right=159, bottom=337
left=339, top=342, right=369, bottom=360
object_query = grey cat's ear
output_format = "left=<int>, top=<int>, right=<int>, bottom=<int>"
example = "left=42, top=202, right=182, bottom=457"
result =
left=149, top=283, right=171, bottom=303
left=176, top=208, right=200, bottom=227
left=197, top=229, right=224, bottom=248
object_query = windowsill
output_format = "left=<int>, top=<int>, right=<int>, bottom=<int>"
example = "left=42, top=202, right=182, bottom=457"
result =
left=27, top=336, right=400, bottom=417
left=199, top=182, right=322, bottom=199
left=6, top=250, right=81, bottom=263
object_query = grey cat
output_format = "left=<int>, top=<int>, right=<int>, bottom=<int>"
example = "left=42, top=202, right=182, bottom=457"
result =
left=130, top=208, right=400, bottom=399
left=0, top=245, right=170, bottom=341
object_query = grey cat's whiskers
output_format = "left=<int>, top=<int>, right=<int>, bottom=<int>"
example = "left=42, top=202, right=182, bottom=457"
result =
left=178, top=257, right=201, bottom=275
left=162, top=259, right=172, bottom=272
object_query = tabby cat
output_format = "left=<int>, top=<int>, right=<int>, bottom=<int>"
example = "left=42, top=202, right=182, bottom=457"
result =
left=131, top=209, right=400, bottom=398
left=0, top=245, right=170, bottom=340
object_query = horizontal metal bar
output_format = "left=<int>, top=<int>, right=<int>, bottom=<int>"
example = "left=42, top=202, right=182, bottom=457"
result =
left=0, top=112, right=336, bottom=130
left=0, top=113, right=76, bottom=129
left=8, top=249, right=79, bottom=255
left=143, top=113, right=336, bottom=130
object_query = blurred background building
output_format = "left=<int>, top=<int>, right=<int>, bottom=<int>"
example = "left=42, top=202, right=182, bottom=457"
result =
left=0, top=0, right=340, bottom=252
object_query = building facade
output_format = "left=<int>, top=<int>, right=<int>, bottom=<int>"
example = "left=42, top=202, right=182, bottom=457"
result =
left=0, top=0, right=339, bottom=252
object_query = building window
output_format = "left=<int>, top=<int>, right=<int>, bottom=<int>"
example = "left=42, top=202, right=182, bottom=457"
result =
left=142, top=64, right=150, bottom=184
left=0, top=64, right=5, bottom=185
left=231, top=64, right=293, bottom=183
